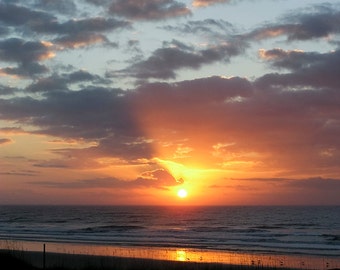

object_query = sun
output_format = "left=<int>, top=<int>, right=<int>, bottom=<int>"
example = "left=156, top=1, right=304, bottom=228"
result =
left=177, top=188, right=188, bottom=198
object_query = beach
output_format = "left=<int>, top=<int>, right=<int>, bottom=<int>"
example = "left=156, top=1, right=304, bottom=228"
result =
left=0, top=249, right=317, bottom=270
left=1, top=240, right=339, bottom=270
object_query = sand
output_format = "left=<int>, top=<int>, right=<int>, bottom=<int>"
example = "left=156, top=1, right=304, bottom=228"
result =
left=1, top=249, right=300, bottom=270
left=1, top=240, right=339, bottom=270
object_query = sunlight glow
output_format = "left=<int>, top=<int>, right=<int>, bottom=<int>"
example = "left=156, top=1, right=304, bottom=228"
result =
left=177, top=188, right=188, bottom=198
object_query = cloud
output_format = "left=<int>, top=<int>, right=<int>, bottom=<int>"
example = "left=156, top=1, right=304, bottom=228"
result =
left=284, top=7, right=340, bottom=40
left=108, top=0, right=191, bottom=21
left=0, top=3, right=128, bottom=77
left=256, top=49, right=340, bottom=89
left=26, top=70, right=109, bottom=92
left=35, top=17, right=129, bottom=35
left=54, top=33, right=110, bottom=49
left=0, top=138, right=12, bottom=145
left=0, top=169, right=38, bottom=176
left=0, top=3, right=54, bottom=27
left=131, top=69, right=340, bottom=173
left=192, top=0, right=231, bottom=7
left=163, top=19, right=235, bottom=36
left=0, top=84, right=154, bottom=164
left=286, top=177, right=340, bottom=190
left=117, top=39, right=245, bottom=80
left=34, top=17, right=129, bottom=49
left=29, top=169, right=183, bottom=190
left=216, top=177, right=340, bottom=204
left=0, top=85, right=17, bottom=95
left=0, top=38, right=54, bottom=77
left=0, top=38, right=54, bottom=63
left=1, top=57, right=340, bottom=174
left=246, top=4, right=340, bottom=41
left=230, top=177, right=340, bottom=193
left=0, top=63, right=49, bottom=78
left=0, top=127, right=26, bottom=135
left=0, top=3, right=129, bottom=35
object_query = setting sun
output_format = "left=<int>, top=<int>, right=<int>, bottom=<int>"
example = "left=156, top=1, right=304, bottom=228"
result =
left=177, top=189, right=188, bottom=198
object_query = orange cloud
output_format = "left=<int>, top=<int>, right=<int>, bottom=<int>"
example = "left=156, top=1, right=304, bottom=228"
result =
left=56, top=33, right=109, bottom=49
left=258, top=48, right=304, bottom=60
left=192, top=0, right=231, bottom=7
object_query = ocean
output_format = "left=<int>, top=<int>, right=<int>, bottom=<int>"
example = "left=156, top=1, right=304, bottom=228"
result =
left=0, top=205, right=339, bottom=268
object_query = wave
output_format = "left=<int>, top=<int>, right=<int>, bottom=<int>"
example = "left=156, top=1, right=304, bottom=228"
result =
left=72, top=225, right=145, bottom=233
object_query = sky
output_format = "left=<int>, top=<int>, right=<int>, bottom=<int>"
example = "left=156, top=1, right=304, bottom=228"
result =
left=1, top=0, right=340, bottom=205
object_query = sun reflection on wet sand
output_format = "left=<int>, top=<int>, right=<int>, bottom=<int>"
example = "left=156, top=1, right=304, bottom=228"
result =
left=1, top=240, right=339, bottom=270
left=176, top=249, right=187, bottom=261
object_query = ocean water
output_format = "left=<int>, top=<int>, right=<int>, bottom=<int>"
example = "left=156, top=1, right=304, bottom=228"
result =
left=0, top=205, right=339, bottom=258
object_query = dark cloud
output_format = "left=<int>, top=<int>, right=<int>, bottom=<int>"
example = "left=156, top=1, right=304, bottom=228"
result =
left=133, top=76, right=252, bottom=105
left=34, top=17, right=129, bottom=35
left=0, top=3, right=54, bottom=27
left=0, top=26, right=9, bottom=36
left=29, top=169, right=183, bottom=190
left=33, top=160, right=70, bottom=168
left=246, top=5, right=340, bottom=41
left=285, top=7, right=340, bottom=40
left=95, top=134, right=154, bottom=161
left=35, top=88, right=139, bottom=139
left=86, top=0, right=112, bottom=5
left=0, top=38, right=54, bottom=64
left=0, top=85, right=17, bottom=95
left=0, top=3, right=129, bottom=35
left=0, top=85, right=153, bottom=163
left=286, top=177, right=340, bottom=190
left=0, top=62, right=49, bottom=77
left=0, top=138, right=12, bottom=145
left=0, top=169, right=38, bottom=176
left=163, top=19, right=235, bottom=36
left=256, top=49, right=340, bottom=89
left=108, top=0, right=191, bottom=21
left=0, top=3, right=128, bottom=77
left=0, top=87, right=126, bottom=134
left=118, top=39, right=245, bottom=79
left=0, top=127, right=25, bottom=134
left=258, top=48, right=324, bottom=71
left=26, top=70, right=109, bottom=92
left=26, top=76, right=67, bottom=92
left=0, top=38, right=53, bottom=76
left=231, top=177, right=340, bottom=193
left=67, top=70, right=104, bottom=83
left=220, top=177, right=340, bottom=204
left=33, top=17, right=129, bottom=48
left=40, top=133, right=155, bottom=167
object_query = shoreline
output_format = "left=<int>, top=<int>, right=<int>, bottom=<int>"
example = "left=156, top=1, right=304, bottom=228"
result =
left=1, top=240, right=340, bottom=269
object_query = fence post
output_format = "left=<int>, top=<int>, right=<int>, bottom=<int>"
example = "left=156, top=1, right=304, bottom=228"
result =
left=43, top=243, right=46, bottom=269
